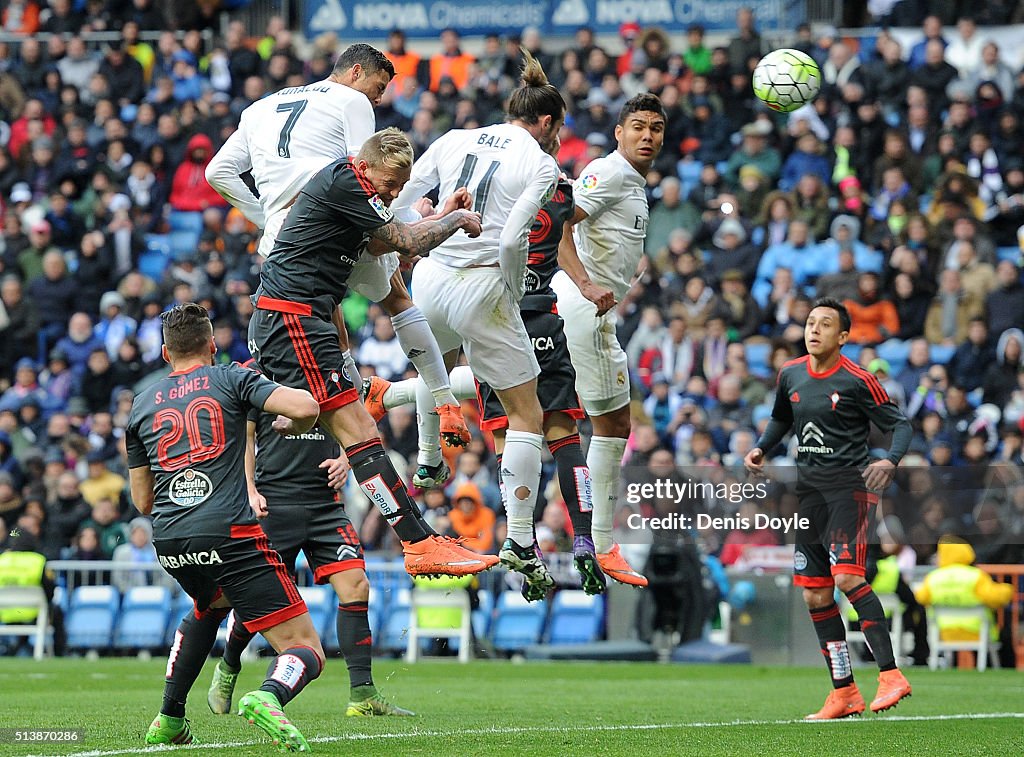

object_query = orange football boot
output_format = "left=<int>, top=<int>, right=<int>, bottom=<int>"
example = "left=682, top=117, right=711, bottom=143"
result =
left=595, top=544, right=648, bottom=587
left=362, top=376, right=391, bottom=422
left=402, top=535, right=497, bottom=577
left=870, top=669, right=912, bottom=713
left=437, top=403, right=471, bottom=447
left=805, top=684, right=866, bottom=720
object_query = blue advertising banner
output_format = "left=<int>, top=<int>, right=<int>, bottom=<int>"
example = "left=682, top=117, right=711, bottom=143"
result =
left=304, top=0, right=806, bottom=39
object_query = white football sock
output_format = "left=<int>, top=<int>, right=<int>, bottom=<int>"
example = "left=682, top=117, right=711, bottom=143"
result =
left=415, top=376, right=443, bottom=468
left=448, top=365, right=478, bottom=401
left=587, top=436, right=627, bottom=553
left=384, top=365, right=477, bottom=411
left=500, top=430, right=544, bottom=546
left=391, top=306, right=456, bottom=407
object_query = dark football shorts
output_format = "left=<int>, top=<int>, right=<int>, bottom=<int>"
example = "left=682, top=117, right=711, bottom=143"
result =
left=248, top=296, right=358, bottom=412
left=156, top=525, right=307, bottom=633
left=793, top=473, right=878, bottom=587
left=261, top=502, right=365, bottom=585
left=478, top=308, right=584, bottom=431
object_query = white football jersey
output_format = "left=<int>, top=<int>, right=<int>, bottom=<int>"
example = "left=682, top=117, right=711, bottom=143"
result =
left=572, top=150, right=649, bottom=301
left=393, top=124, right=558, bottom=267
left=206, top=79, right=375, bottom=224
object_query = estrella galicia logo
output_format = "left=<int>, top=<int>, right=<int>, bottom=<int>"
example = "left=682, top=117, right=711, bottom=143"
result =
left=168, top=468, right=213, bottom=507
left=798, top=421, right=834, bottom=454
left=794, top=551, right=808, bottom=571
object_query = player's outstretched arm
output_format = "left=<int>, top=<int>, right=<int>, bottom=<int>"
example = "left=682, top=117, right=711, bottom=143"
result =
left=499, top=163, right=559, bottom=300
left=264, top=386, right=320, bottom=436
left=368, top=209, right=482, bottom=257
left=205, top=126, right=266, bottom=227
left=128, top=466, right=155, bottom=516
left=556, top=218, right=615, bottom=315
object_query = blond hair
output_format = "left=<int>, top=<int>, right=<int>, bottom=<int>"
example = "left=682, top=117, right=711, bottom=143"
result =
left=357, top=127, right=413, bottom=171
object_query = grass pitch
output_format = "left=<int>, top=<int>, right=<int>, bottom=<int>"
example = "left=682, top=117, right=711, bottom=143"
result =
left=0, top=659, right=1021, bottom=756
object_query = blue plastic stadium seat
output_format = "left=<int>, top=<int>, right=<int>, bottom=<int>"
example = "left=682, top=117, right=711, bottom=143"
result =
left=929, top=344, right=956, bottom=365
left=299, top=585, right=334, bottom=639
left=138, top=250, right=170, bottom=280
left=996, top=247, right=1020, bottom=264
left=66, top=586, right=120, bottom=650
left=491, top=592, right=547, bottom=652
left=745, top=342, right=772, bottom=378
left=678, top=160, right=702, bottom=196
left=547, top=590, right=604, bottom=645
left=876, top=339, right=911, bottom=374
left=169, top=230, right=200, bottom=259
left=114, top=586, right=171, bottom=649
left=168, top=210, right=204, bottom=234
left=379, top=588, right=411, bottom=652
left=843, top=343, right=862, bottom=363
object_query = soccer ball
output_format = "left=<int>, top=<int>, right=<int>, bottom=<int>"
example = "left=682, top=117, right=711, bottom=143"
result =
left=752, top=49, right=821, bottom=113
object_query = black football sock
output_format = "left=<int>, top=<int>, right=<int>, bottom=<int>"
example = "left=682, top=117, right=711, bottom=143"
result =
left=222, top=613, right=254, bottom=671
left=259, top=646, right=323, bottom=707
left=846, top=582, right=897, bottom=672
left=338, top=602, right=374, bottom=692
left=346, top=439, right=433, bottom=543
left=162, top=605, right=230, bottom=717
left=549, top=433, right=593, bottom=538
left=809, top=603, right=855, bottom=689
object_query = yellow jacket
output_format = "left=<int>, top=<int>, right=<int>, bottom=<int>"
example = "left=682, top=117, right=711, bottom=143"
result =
left=915, top=542, right=1013, bottom=641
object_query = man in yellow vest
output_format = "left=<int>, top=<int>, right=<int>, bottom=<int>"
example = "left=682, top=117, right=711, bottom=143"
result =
left=412, top=573, right=477, bottom=656
left=915, top=538, right=1013, bottom=642
left=0, top=530, right=64, bottom=655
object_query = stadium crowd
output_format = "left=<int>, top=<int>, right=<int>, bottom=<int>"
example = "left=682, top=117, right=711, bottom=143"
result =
left=0, top=2, right=1021, bottom=579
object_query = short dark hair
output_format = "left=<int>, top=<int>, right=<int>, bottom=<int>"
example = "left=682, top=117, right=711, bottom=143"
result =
left=811, top=297, right=851, bottom=333
left=618, top=93, right=666, bottom=126
left=334, top=43, right=395, bottom=80
left=506, top=48, right=565, bottom=125
left=161, top=302, right=213, bottom=357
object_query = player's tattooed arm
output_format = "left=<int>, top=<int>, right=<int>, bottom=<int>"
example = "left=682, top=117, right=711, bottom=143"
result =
left=368, top=209, right=482, bottom=257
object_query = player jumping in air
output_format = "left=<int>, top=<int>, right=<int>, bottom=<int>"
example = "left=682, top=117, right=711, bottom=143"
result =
left=745, top=297, right=914, bottom=719
left=205, top=43, right=471, bottom=449
left=126, top=303, right=323, bottom=751
left=550, top=93, right=667, bottom=587
left=365, top=145, right=615, bottom=597
left=206, top=362, right=412, bottom=718
left=247, top=128, right=495, bottom=578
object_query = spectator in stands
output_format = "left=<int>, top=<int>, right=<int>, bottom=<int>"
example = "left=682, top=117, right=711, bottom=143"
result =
left=29, top=250, right=77, bottom=357
left=54, top=312, right=103, bottom=379
left=982, top=328, right=1024, bottom=407
left=987, top=261, right=1024, bottom=336
left=81, top=497, right=126, bottom=558
left=844, top=272, right=899, bottom=345
left=429, top=28, right=474, bottom=93
left=891, top=271, right=930, bottom=339
left=93, top=291, right=136, bottom=360
left=447, top=483, right=495, bottom=554
left=45, top=470, right=90, bottom=551
left=646, top=178, right=699, bottom=257
left=945, top=16, right=985, bottom=78
left=0, top=276, right=38, bottom=373
left=39, top=348, right=74, bottom=410
left=862, top=36, right=909, bottom=112
left=725, top=121, right=780, bottom=188
left=111, top=516, right=158, bottom=590
left=79, top=449, right=124, bottom=507
left=18, top=219, right=59, bottom=284
left=727, top=6, right=764, bottom=74
left=704, top=217, right=759, bottom=287
left=357, top=315, right=408, bottom=382
left=873, top=131, right=923, bottom=196
left=948, top=317, right=995, bottom=392
left=76, top=347, right=116, bottom=414
left=817, top=215, right=883, bottom=279
left=788, top=172, right=831, bottom=242
left=954, top=240, right=997, bottom=306
left=715, top=271, right=761, bottom=341
left=168, top=133, right=225, bottom=212
left=926, top=269, right=984, bottom=345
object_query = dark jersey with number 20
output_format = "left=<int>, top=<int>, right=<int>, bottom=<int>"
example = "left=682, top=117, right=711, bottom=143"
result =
left=257, top=159, right=393, bottom=311
left=521, top=177, right=574, bottom=312
left=125, top=363, right=278, bottom=540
